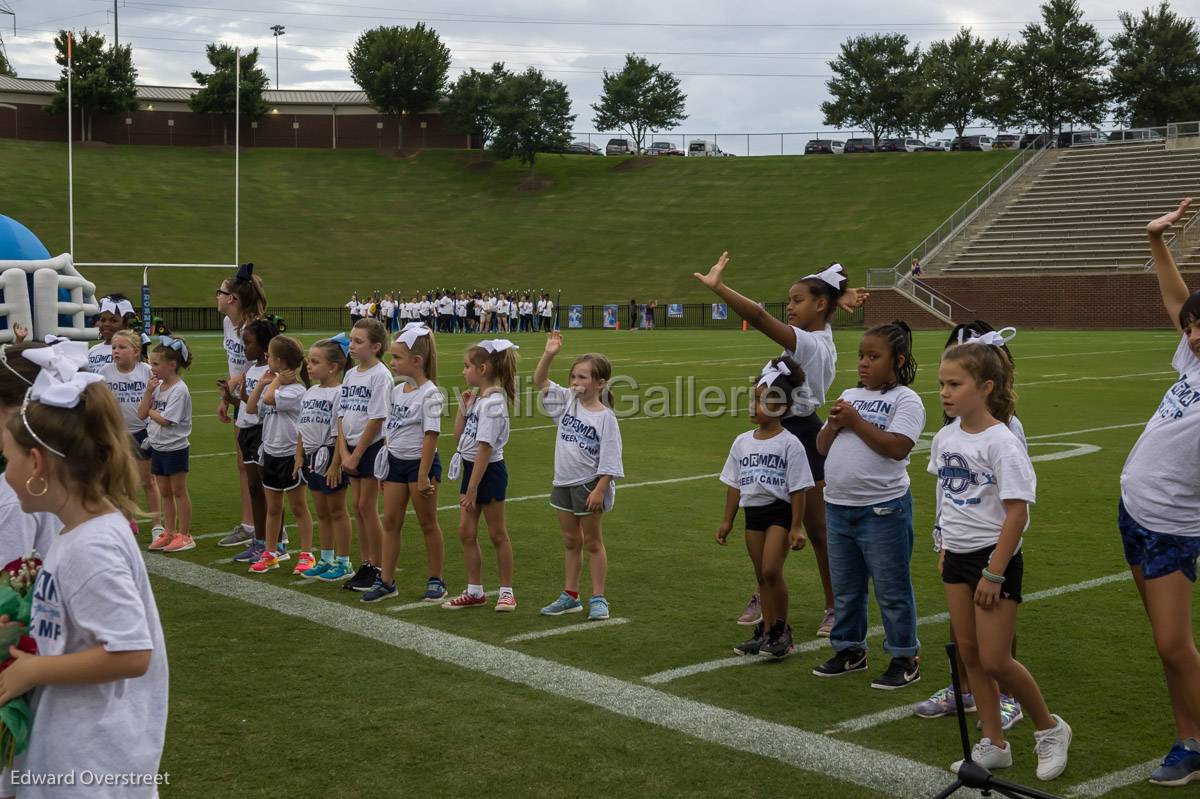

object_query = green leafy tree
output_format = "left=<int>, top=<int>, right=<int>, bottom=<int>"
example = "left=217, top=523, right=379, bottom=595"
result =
left=917, top=29, right=1011, bottom=138
left=0, top=48, right=14, bottom=78
left=47, top=30, right=138, bottom=142
left=591, top=54, right=687, bottom=154
left=491, top=67, right=575, bottom=176
left=821, top=34, right=922, bottom=147
left=1109, top=1, right=1200, bottom=127
left=189, top=44, right=269, bottom=146
left=348, top=23, right=451, bottom=149
left=444, top=62, right=509, bottom=149
left=1005, top=0, right=1109, bottom=134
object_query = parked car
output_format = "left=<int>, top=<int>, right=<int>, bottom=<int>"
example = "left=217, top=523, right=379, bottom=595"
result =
left=1107, top=128, right=1165, bottom=142
left=924, top=139, right=952, bottom=151
left=605, top=138, right=636, bottom=155
left=879, top=137, right=924, bottom=152
left=843, top=138, right=876, bottom=153
left=564, top=141, right=603, bottom=155
left=804, top=139, right=845, bottom=154
left=688, top=139, right=726, bottom=157
left=993, top=134, right=1021, bottom=149
left=1019, top=133, right=1047, bottom=149
left=1057, top=130, right=1104, bottom=148
left=951, top=134, right=993, bottom=151
left=646, top=141, right=684, bottom=156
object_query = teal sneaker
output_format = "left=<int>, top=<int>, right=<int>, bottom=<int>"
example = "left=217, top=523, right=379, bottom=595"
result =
left=318, top=561, right=354, bottom=582
left=303, top=560, right=335, bottom=578
left=588, top=595, right=610, bottom=621
left=540, top=592, right=583, bottom=616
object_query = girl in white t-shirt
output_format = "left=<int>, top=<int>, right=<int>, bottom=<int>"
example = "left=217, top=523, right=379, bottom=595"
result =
left=246, top=336, right=315, bottom=575
left=716, top=357, right=814, bottom=659
left=0, top=353, right=166, bottom=797
left=102, top=330, right=161, bottom=538
left=140, top=336, right=194, bottom=553
left=814, top=321, right=924, bottom=687
left=695, top=252, right=867, bottom=637
left=534, top=333, right=624, bottom=621
left=442, top=339, right=518, bottom=611
left=929, top=339, right=1071, bottom=780
left=1120, top=199, right=1200, bottom=785
left=86, top=293, right=139, bottom=374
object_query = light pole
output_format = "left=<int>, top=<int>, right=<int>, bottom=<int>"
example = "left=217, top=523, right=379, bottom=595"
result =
left=269, top=24, right=285, bottom=87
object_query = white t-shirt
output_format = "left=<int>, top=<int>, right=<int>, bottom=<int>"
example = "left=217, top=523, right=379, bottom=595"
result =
left=928, top=420, right=1036, bottom=553
left=19, top=512, right=167, bottom=798
left=459, top=391, right=509, bottom=463
left=384, top=380, right=444, bottom=460
left=299, top=385, right=340, bottom=451
left=85, top=342, right=112, bottom=374
left=497, top=299, right=510, bottom=315
left=147, top=380, right=191, bottom=452
left=101, top=362, right=152, bottom=434
left=455, top=299, right=468, bottom=317
left=542, top=383, right=624, bottom=491
left=338, top=361, right=392, bottom=447
left=262, top=382, right=305, bottom=458
left=541, top=300, right=554, bottom=318
left=1007, top=415, right=1027, bottom=449
left=236, top=363, right=268, bottom=429
left=420, top=301, right=433, bottom=317
left=823, top=386, right=925, bottom=506
left=1120, top=334, right=1200, bottom=536
left=223, top=316, right=247, bottom=378
left=0, top=479, right=59, bottom=566
left=720, top=428, right=815, bottom=508
left=784, top=325, right=837, bottom=417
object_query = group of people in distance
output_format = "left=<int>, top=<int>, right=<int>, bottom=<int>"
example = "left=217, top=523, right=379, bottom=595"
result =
left=346, top=290, right=557, bottom=334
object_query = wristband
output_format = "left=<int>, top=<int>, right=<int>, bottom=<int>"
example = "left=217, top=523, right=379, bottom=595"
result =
left=981, top=567, right=1006, bottom=584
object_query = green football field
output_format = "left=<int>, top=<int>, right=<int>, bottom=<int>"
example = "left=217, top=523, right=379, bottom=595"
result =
left=148, top=324, right=1195, bottom=798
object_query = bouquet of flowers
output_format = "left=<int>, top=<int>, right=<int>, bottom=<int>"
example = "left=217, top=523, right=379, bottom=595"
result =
left=0, top=554, right=40, bottom=769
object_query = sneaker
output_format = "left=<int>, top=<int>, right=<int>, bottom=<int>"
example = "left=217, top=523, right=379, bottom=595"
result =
left=217, top=524, right=254, bottom=548
left=274, top=542, right=290, bottom=562
left=150, top=524, right=165, bottom=540
left=999, top=694, right=1024, bottom=731
left=293, top=552, right=316, bottom=575
left=317, top=561, right=354, bottom=582
left=760, top=623, right=794, bottom=660
left=952, top=738, right=1012, bottom=773
left=541, top=592, right=583, bottom=616
left=732, top=623, right=766, bottom=656
left=914, top=686, right=976, bottom=719
left=737, top=593, right=762, bottom=626
left=233, top=539, right=265, bottom=563
left=442, top=590, right=488, bottom=609
left=343, top=564, right=377, bottom=592
left=361, top=579, right=398, bottom=603
left=1149, top=740, right=1200, bottom=787
left=1032, top=714, right=1071, bottom=781
left=148, top=530, right=174, bottom=551
left=813, top=647, right=868, bottom=677
left=494, top=591, right=517, bottom=612
left=872, top=656, right=921, bottom=690
left=817, top=607, right=835, bottom=638
left=249, top=550, right=279, bottom=574
left=422, top=578, right=448, bottom=602
left=588, top=595, right=610, bottom=621
left=303, top=560, right=335, bottom=579
left=162, top=533, right=196, bottom=552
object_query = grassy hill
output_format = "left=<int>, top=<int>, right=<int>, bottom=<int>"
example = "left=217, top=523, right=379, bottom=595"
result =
left=0, top=140, right=1013, bottom=306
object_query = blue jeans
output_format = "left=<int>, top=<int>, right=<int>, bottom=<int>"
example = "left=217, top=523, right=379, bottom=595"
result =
left=826, top=492, right=919, bottom=657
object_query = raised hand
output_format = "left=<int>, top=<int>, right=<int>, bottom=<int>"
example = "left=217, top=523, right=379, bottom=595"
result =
left=1148, top=198, right=1193, bottom=237
left=838, top=287, right=870, bottom=312
left=693, top=251, right=730, bottom=289
left=544, top=331, right=563, bottom=356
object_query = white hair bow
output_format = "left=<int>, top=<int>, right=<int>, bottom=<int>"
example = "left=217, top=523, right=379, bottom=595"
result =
left=99, top=297, right=135, bottom=318
left=42, top=334, right=69, bottom=345
left=23, top=342, right=102, bottom=410
left=479, top=339, right=519, bottom=353
left=959, top=326, right=1017, bottom=347
left=757, top=359, right=792, bottom=387
left=398, top=323, right=431, bottom=349
left=804, top=263, right=846, bottom=289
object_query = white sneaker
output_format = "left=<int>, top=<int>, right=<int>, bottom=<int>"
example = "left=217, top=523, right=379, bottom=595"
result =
left=952, top=738, right=1013, bottom=773
left=1033, top=714, right=1072, bottom=780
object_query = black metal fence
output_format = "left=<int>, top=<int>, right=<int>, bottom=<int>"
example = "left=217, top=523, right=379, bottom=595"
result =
left=154, top=303, right=865, bottom=332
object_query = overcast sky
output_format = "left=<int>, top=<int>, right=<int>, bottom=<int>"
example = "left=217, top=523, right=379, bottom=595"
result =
left=0, top=0, right=1159, bottom=142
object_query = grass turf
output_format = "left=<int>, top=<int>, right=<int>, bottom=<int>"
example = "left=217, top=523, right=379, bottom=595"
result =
left=145, top=325, right=1194, bottom=798
left=0, top=140, right=1013, bottom=306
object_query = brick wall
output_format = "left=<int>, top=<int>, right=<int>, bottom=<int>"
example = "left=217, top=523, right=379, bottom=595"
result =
left=863, top=273, right=1194, bottom=329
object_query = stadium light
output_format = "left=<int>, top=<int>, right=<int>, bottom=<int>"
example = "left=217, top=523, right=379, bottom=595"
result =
left=270, top=24, right=285, bottom=88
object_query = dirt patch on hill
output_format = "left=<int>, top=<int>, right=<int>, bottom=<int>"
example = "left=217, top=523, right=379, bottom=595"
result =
left=612, top=156, right=657, bottom=173
left=514, top=176, right=554, bottom=193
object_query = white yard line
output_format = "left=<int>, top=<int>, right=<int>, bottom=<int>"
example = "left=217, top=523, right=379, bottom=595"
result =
left=145, top=555, right=955, bottom=798
left=1065, top=759, right=1160, bottom=797
left=506, top=618, right=630, bottom=643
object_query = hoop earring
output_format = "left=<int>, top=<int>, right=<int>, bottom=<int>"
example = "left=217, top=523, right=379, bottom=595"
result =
left=25, top=476, right=47, bottom=497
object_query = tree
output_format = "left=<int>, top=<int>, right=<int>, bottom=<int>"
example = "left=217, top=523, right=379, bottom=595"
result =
left=444, top=62, right=509, bottom=149
left=47, top=30, right=138, bottom=142
left=917, top=29, right=1010, bottom=138
left=189, top=44, right=269, bottom=146
left=348, top=23, right=451, bottom=149
left=821, top=34, right=921, bottom=147
left=591, top=54, right=687, bottom=154
left=1005, top=0, right=1109, bottom=135
left=0, top=48, right=14, bottom=78
left=491, top=68, right=575, bottom=176
left=1109, top=1, right=1200, bottom=127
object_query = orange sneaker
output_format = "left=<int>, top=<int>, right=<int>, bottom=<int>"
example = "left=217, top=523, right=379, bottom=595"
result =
left=148, top=530, right=174, bottom=551
left=249, top=549, right=280, bottom=574
left=163, top=533, right=196, bottom=553
left=293, top=552, right=316, bottom=574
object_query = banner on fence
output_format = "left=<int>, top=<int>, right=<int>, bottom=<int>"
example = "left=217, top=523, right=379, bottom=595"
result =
left=667, top=303, right=683, bottom=318
left=711, top=303, right=728, bottom=321
left=602, top=304, right=618, bottom=329
left=568, top=305, right=583, bottom=329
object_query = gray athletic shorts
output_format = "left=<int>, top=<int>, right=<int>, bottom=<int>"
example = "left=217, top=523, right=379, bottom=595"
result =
left=549, top=478, right=614, bottom=515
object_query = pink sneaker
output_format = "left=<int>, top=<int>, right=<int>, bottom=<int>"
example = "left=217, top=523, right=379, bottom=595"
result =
left=148, top=530, right=174, bottom=551
left=249, top=549, right=280, bottom=574
left=817, top=607, right=835, bottom=638
left=441, top=590, right=487, bottom=610
left=163, top=533, right=196, bottom=553
left=293, top=552, right=316, bottom=574
left=494, top=592, right=517, bottom=613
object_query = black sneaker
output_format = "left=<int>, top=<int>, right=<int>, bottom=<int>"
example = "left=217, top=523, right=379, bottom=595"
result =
left=760, top=623, right=794, bottom=660
left=343, top=563, right=376, bottom=591
left=733, top=623, right=766, bottom=656
left=871, top=656, right=921, bottom=690
left=813, top=647, right=868, bottom=677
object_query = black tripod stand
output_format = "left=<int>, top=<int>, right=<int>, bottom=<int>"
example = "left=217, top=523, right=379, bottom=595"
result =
left=932, top=643, right=1062, bottom=799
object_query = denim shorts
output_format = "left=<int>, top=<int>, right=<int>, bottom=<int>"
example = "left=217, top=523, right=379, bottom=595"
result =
left=1119, top=499, right=1200, bottom=582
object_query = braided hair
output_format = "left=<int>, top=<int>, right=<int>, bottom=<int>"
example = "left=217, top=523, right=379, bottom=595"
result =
left=863, top=320, right=917, bottom=391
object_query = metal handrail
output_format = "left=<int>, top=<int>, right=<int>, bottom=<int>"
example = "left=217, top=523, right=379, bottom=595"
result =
left=1144, top=206, right=1200, bottom=270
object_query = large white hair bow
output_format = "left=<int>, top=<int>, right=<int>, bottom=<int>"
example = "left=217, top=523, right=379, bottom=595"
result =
left=757, top=359, right=792, bottom=388
left=479, top=339, right=519, bottom=353
left=99, top=297, right=135, bottom=318
left=399, top=322, right=431, bottom=350
left=803, top=263, right=846, bottom=289
left=958, top=326, right=1017, bottom=347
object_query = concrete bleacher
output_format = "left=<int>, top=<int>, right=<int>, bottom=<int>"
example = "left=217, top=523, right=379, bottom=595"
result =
left=930, top=141, right=1200, bottom=274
